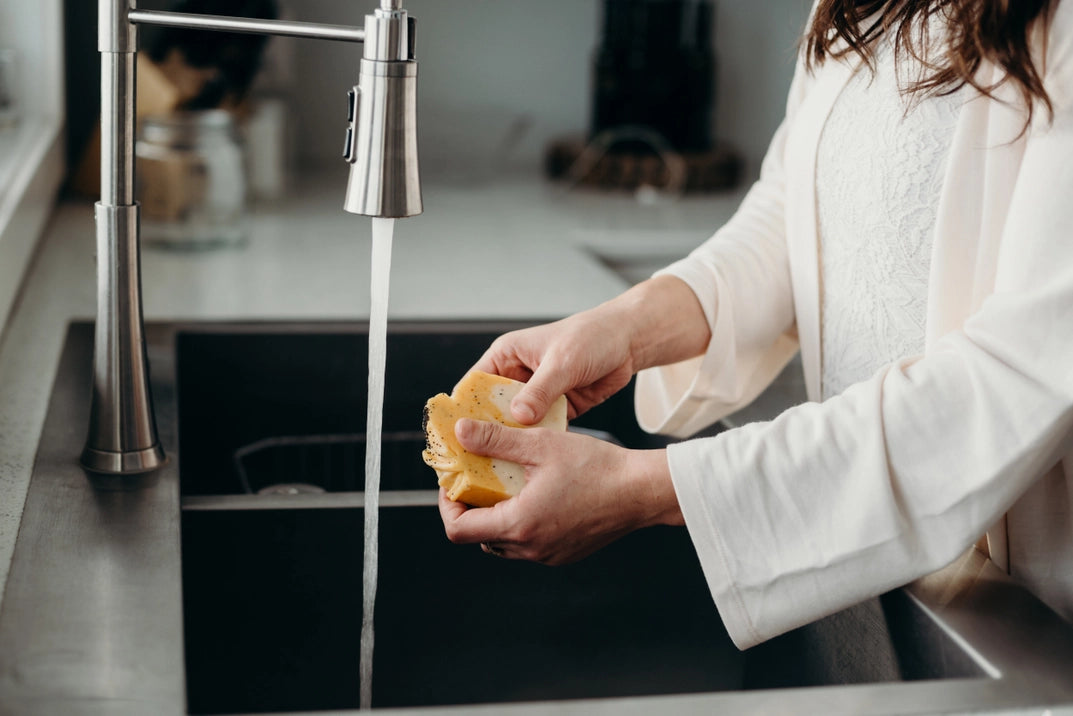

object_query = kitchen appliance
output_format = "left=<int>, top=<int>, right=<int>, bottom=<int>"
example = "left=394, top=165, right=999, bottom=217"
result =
left=592, top=0, right=716, bottom=152
left=546, top=0, right=740, bottom=194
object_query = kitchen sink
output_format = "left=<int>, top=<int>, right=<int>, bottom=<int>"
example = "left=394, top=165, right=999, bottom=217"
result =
left=175, top=324, right=986, bottom=714
left=3, top=321, right=1073, bottom=716
left=177, top=323, right=739, bottom=713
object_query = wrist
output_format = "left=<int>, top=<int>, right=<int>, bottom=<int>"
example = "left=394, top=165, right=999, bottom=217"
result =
left=623, top=448, right=684, bottom=528
left=607, top=275, right=711, bottom=372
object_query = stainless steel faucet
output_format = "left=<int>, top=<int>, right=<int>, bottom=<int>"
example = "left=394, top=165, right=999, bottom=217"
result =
left=345, top=2, right=422, bottom=217
left=82, top=0, right=421, bottom=476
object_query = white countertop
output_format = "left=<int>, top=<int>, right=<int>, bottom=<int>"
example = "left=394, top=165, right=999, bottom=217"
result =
left=0, top=169, right=747, bottom=605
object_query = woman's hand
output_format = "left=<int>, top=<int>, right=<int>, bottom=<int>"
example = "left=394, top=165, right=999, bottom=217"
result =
left=473, top=275, right=713, bottom=425
left=474, top=312, right=635, bottom=424
left=440, top=275, right=706, bottom=563
left=438, top=418, right=683, bottom=565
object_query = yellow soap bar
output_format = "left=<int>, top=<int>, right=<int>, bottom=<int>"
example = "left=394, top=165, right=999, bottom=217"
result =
left=422, top=371, right=568, bottom=507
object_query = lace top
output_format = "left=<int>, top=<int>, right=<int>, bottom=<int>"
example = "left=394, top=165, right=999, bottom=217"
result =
left=816, top=34, right=967, bottom=400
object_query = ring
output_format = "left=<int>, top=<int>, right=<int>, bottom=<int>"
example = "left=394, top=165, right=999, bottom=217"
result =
left=481, top=542, right=505, bottom=557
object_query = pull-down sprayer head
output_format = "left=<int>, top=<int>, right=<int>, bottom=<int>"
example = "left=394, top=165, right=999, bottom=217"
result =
left=343, top=1, right=422, bottom=218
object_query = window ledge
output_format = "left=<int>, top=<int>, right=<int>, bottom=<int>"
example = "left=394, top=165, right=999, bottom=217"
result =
left=0, top=116, right=64, bottom=339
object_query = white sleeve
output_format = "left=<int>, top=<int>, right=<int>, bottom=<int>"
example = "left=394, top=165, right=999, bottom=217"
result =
left=668, top=5, right=1073, bottom=650
left=634, top=57, right=809, bottom=438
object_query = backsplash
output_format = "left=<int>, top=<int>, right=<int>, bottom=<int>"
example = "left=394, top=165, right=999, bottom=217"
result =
left=276, top=0, right=812, bottom=180
left=61, top=0, right=812, bottom=186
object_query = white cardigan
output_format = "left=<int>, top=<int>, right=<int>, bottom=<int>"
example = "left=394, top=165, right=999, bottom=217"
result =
left=635, top=1, right=1073, bottom=650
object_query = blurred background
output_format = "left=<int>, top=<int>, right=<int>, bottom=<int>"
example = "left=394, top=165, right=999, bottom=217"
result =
left=60, top=0, right=812, bottom=195
left=0, top=0, right=814, bottom=336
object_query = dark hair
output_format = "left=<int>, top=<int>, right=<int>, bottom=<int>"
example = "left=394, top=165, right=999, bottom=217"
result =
left=805, top=0, right=1057, bottom=125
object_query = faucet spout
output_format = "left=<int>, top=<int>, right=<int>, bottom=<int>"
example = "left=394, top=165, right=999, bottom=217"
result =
left=342, top=6, right=422, bottom=218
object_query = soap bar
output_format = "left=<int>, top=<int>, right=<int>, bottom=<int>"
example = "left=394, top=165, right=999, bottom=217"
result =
left=423, top=371, right=568, bottom=507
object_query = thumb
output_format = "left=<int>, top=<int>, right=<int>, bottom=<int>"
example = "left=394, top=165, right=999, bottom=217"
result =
left=455, top=418, right=533, bottom=464
left=512, top=363, right=569, bottom=424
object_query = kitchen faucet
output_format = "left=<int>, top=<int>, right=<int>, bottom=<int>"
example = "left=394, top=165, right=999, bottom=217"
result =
left=82, top=0, right=421, bottom=476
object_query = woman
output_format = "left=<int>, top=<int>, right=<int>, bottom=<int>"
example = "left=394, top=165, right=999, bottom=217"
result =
left=439, top=0, right=1073, bottom=649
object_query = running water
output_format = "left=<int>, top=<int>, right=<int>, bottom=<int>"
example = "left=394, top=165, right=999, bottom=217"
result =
left=360, top=217, right=394, bottom=710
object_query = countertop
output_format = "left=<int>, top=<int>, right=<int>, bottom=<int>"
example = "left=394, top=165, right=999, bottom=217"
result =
left=0, top=169, right=748, bottom=607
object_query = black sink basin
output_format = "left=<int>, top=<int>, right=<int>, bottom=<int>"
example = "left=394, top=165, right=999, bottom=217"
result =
left=173, top=323, right=990, bottom=715
left=178, top=323, right=740, bottom=713
left=182, top=506, right=739, bottom=713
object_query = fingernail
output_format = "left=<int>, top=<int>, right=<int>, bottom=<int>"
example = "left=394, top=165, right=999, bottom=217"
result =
left=513, top=401, right=536, bottom=424
left=455, top=418, right=473, bottom=439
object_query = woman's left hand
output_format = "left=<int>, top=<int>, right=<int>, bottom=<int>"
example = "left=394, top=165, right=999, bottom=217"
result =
left=438, top=418, right=683, bottom=565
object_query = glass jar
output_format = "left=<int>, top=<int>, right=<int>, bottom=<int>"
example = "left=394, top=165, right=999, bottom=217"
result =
left=136, top=110, right=247, bottom=249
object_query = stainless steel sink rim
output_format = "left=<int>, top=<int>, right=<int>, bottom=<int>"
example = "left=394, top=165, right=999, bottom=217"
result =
left=2, top=320, right=1073, bottom=716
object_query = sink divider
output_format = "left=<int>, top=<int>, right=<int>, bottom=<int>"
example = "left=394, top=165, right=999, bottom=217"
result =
left=181, top=489, right=440, bottom=511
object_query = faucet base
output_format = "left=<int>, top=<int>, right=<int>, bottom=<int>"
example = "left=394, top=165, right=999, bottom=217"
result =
left=81, top=443, right=167, bottom=476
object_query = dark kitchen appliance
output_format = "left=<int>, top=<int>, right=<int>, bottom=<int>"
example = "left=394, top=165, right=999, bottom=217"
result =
left=592, top=0, right=716, bottom=153
left=545, top=0, right=740, bottom=194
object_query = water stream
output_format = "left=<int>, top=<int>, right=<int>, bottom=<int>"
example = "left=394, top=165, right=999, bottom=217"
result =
left=360, top=217, right=394, bottom=710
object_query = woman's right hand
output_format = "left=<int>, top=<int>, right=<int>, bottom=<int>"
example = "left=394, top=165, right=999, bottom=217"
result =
left=473, top=309, right=636, bottom=424
left=472, top=275, right=713, bottom=425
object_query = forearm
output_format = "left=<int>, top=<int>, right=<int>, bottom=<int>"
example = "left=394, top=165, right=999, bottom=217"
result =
left=597, top=274, right=712, bottom=373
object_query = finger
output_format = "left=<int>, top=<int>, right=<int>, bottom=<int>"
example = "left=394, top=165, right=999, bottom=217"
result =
left=471, top=348, right=503, bottom=377
left=472, top=340, right=535, bottom=384
left=438, top=487, right=468, bottom=522
left=511, top=360, right=572, bottom=424
left=454, top=418, right=536, bottom=464
left=462, top=359, right=534, bottom=399
left=439, top=488, right=514, bottom=545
